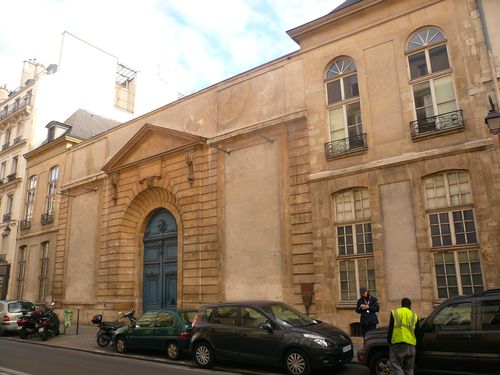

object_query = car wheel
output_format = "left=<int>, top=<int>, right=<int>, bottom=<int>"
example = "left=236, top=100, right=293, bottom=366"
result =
left=97, top=333, right=111, bottom=347
left=369, top=351, right=391, bottom=375
left=115, top=336, right=127, bottom=354
left=166, top=342, right=181, bottom=360
left=284, top=349, right=310, bottom=375
left=194, top=342, right=214, bottom=368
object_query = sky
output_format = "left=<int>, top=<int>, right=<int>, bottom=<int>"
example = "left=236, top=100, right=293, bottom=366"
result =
left=0, top=0, right=343, bottom=102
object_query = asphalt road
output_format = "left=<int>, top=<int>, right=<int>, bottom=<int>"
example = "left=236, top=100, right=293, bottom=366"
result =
left=0, top=339, right=369, bottom=375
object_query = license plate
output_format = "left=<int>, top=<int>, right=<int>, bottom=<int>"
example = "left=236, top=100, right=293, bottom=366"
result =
left=38, top=327, right=44, bottom=333
left=342, top=344, right=352, bottom=353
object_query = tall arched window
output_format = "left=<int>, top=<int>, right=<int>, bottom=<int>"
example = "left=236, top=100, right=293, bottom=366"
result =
left=407, top=27, right=461, bottom=137
left=423, top=171, right=483, bottom=298
left=45, top=166, right=59, bottom=215
left=334, top=188, right=375, bottom=301
left=325, top=57, right=366, bottom=158
left=23, top=175, right=37, bottom=222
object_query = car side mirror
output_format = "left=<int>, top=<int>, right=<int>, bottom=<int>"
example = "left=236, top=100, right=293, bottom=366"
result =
left=259, top=322, right=273, bottom=333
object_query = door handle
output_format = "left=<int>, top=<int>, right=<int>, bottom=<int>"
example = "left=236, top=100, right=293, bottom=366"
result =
left=457, top=334, right=472, bottom=340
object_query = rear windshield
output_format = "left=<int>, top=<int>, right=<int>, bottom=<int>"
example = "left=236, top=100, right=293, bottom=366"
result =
left=263, top=303, right=317, bottom=328
left=8, top=301, right=35, bottom=313
left=180, top=311, right=197, bottom=324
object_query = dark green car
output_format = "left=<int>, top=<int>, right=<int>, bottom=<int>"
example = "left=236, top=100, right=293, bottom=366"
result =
left=114, top=309, right=196, bottom=360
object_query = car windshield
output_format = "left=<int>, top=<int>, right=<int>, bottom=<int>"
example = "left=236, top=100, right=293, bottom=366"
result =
left=8, top=301, right=35, bottom=313
left=180, top=311, right=197, bottom=324
left=263, top=303, right=317, bottom=327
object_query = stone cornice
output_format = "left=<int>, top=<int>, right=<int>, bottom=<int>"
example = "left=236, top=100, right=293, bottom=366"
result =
left=308, top=138, right=495, bottom=182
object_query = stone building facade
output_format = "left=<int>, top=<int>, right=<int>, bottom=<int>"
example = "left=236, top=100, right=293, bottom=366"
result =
left=12, top=0, right=500, bottom=333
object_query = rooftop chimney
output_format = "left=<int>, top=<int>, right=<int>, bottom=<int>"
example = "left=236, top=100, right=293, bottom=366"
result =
left=20, top=59, right=46, bottom=87
left=0, top=84, right=8, bottom=102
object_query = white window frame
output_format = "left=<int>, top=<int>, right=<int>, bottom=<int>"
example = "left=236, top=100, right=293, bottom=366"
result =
left=406, top=27, right=457, bottom=122
left=24, top=175, right=37, bottom=221
left=325, top=58, right=362, bottom=142
left=45, top=166, right=59, bottom=214
left=334, top=188, right=375, bottom=302
left=432, top=249, right=484, bottom=299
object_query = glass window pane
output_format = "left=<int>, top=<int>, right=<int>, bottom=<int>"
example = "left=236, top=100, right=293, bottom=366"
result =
left=327, top=80, right=342, bottom=104
left=346, top=102, right=363, bottom=137
left=434, top=76, right=456, bottom=112
left=343, top=74, right=359, bottom=99
left=409, top=52, right=428, bottom=79
left=329, top=107, right=345, bottom=141
left=429, top=45, right=450, bottom=73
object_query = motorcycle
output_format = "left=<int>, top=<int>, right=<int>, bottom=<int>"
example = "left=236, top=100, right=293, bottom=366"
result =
left=34, top=302, right=60, bottom=341
left=17, top=309, right=39, bottom=339
left=91, top=308, right=136, bottom=347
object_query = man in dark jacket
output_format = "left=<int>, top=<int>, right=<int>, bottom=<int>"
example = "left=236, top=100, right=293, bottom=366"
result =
left=356, top=287, right=379, bottom=337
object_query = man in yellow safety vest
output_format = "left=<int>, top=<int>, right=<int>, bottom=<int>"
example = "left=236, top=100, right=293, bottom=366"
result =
left=387, top=298, right=419, bottom=375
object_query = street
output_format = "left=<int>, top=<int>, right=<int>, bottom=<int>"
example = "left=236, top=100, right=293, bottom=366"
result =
left=0, top=339, right=369, bottom=375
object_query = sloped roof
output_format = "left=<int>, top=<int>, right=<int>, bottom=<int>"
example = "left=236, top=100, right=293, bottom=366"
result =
left=330, top=0, right=363, bottom=14
left=62, top=109, right=120, bottom=140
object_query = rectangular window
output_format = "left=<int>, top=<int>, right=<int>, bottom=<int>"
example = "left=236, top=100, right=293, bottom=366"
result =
left=429, top=45, right=450, bottom=73
left=17, top=246, right=27, bottom=300
left=433, top=250, right=483, bottom=299
left=38, top=242, right=49, bottom=302
left=430, top=212, right=452, bottom=247
left=430, top=210, right=477, bottom=247
left=409, top=51, right=428, bottom=79
left=327, top=80, right=342, bottom=104
left=24, top=176, right=37, bottom=221
left=413, top=82, right=434, bottom=120
left=10, top=156, right=18, bottom=174
left=329, top=107, right=345, bottom=141
left=343, top=75, right=359, bottom=99
left=340, top=258, right=376, bottom=301
left=0, top=162, right=6, bottom=180
left=6, top=194, right=13, bottom=215
left=434, top=75, right=456, bottom=114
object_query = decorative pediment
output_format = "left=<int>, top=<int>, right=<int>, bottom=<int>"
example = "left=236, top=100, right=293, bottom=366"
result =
left=102, top=123, right=206, bottom=173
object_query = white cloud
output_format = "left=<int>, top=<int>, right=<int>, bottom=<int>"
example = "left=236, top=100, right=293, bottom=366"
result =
left=0, top=0, right=343, bottom=101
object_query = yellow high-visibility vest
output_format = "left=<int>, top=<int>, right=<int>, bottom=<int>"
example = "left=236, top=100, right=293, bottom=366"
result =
left=391, top=307, right=418, bottom=345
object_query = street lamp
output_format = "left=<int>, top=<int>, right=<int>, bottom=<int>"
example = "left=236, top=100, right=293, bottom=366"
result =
left=485, top=96, right=500, bottom=134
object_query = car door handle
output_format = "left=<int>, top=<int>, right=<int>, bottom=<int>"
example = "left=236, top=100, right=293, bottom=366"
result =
left=456, top=334, right=472, bottom=340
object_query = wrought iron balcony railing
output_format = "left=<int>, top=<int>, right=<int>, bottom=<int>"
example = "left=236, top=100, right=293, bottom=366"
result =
left=2, top=213, right=11, bottom=223
left=410, top=109, right=464, bottom=139
left=1, top=142, right=9, bottom=151
left=6, top=173, right=16, bottom=181
left=0, top=92, right=32, bottom=122
left=20, top=219, right=31, bottom=230
left=12, top=136, right=23, bottom=145
left=41, top=212, right=55, bottom=225
left=325, top=133, right=368, bottom=160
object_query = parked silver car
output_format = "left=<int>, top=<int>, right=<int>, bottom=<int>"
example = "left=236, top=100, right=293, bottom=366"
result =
left=0, top=300, right=36, bottom=335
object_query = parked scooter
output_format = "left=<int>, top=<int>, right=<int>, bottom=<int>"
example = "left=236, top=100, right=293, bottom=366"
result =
left=91, top=308, right=136, bottom=347
left=17, top=309, right=39, bottom=339
left=34, top=302, right=60, bottom=341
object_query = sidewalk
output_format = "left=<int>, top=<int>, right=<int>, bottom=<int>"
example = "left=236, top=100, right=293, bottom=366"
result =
left=3, top=324, right=364, bottom=366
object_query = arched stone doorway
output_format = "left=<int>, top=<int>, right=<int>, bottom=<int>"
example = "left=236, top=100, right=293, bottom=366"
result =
left=143, top=208, right=178, bottom=311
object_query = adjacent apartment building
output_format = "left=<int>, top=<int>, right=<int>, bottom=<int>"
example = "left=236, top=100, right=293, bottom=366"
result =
left=10, top=0, right=500, bottom=333
left=0, top=31, right=144, bottom=299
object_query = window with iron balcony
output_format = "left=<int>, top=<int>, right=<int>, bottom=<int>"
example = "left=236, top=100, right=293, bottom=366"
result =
left=406, top=27, right=464, bottom=140
left=324, top=57, right=367, bottom=160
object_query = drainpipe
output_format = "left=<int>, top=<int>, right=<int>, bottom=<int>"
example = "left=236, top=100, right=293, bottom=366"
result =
left=477, top=0, right=500, bottom=107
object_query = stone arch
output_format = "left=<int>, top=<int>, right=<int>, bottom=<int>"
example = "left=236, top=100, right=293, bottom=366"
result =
left=119, top=187, right=184, bottom=313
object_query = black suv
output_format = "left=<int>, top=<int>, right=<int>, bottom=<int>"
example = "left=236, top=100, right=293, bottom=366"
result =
left=358, top=289, right=500, bottom=375
left=190, top=301, right=353, bottom=375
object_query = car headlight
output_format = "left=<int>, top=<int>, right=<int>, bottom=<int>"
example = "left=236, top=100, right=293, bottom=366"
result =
left=303, top=333, right=332, bottom=347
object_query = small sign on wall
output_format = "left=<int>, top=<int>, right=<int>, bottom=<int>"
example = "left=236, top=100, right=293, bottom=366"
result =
left=301, top=283, right=314, bottom=315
